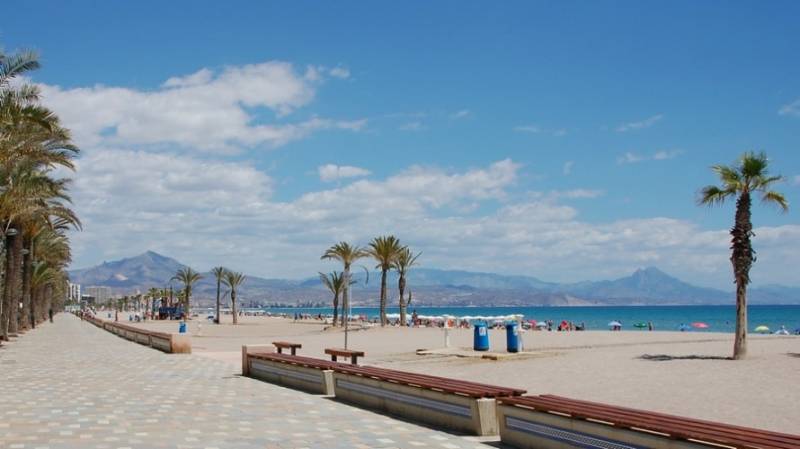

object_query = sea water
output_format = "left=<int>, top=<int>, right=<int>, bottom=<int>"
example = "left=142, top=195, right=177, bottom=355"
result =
left=257, top=305, right=800, bottom=333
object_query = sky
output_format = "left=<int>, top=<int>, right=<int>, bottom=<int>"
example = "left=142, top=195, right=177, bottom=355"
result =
left=3, top=1, right=799, bottom=289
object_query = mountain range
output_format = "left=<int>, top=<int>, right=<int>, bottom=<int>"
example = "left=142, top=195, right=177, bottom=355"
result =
left=68, top=251, right=800, bottom=306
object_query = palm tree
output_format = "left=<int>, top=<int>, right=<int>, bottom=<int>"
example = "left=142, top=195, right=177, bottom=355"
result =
left=147, top=287, right=161, bottom=318
left=171, top=267, right=203, bottom=320
left=319, top=271, right=349, bottom=326
left=223, top=271, right=246, bottom=325
left=321, top=242, right=368, bottom=345
left=392, top=247, right=421, bottom=326
left=367, top=236, right=403, bottom=326
left=699, top=151, right=788, bottom=360
left=211, top=266, right=227, bottom=324
left=1, top=49, right=78, bottom=338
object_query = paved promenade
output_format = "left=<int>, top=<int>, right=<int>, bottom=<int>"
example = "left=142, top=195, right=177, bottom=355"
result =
left=0, top=315, right=493, bottom=449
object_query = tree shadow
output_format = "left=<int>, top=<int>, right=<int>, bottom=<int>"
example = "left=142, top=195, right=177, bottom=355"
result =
left=638, top=354, right=732, bottom=362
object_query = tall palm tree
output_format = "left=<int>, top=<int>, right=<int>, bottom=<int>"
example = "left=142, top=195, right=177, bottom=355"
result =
left=171, top=267, right=203, bottom=320
left=319, top=271, right=348, bottom=326
left=367, top=236, right=403, bottom=326
left=211, top=266, right=227, bottom=324
left=223, top=271, right=246, bottom=325
left=321, top=242, right=368, bottom=345
left=147, top=287, right=161, bottom=318
left=699, top=151, right=788, bottom=360
left=392, top=247, right=421, bottom=326
left=1, top=49, right=78, bottom=338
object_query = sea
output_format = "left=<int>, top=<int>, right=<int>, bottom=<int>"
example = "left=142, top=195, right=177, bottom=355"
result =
left=253, top=305, right=800, bottom=333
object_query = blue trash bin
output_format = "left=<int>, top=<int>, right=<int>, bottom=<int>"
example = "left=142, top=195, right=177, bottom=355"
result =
left=179, top=321, right=187, bottom=334
left=506, top=322, right=520, bottom=353
left=473, top=322, right=490, bottom=351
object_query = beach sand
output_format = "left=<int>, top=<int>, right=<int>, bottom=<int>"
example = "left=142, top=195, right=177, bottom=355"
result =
left=117, top=314, right=800, bottom=434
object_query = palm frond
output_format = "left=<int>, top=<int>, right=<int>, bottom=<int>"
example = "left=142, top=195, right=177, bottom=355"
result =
left=761, top=191, right=789, bottom=212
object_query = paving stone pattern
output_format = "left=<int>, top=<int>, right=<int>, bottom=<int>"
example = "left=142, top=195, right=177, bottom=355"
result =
left=0, top=315, right=497, bottom=449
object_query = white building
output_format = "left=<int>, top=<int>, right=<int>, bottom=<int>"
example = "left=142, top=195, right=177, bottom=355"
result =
left=68, top=283, right=81, bottom=302
left=85, top=286, right=112, bottom=304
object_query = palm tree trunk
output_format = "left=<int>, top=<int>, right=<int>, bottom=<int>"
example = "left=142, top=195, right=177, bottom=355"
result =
left=343, top=265, right=350, bottom=347
left=20, top=239, right=32, bottom=330
left=185, top=287, right=191, bottom=320
left=398, top=275, right=407, bottom=327
left=215, top=280, right=221, bottom=324
left=231, top=290, right=238, bottom=325
left=731, top=191, right=753, bottom=360
left=7, top=233, right=22, bottom=336
left=1, top=234, right=14, bottom=340
left=332, top=292, right=339, bottom=326
left=380, top=268, right=388, bottom=326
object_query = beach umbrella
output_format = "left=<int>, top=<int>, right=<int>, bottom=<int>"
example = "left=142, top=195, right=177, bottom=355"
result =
left=691, top=322, right=709, bottom=329
left=754, top=325, right=770, bottom=334
left=633, top=322, right=648, bottom=328
left=535, top=322, right=548, bottom=328
left=608, top=321, right=622, bottom=327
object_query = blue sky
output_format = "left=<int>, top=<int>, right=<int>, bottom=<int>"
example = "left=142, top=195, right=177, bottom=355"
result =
left=3, top=1, right=799, bottom=288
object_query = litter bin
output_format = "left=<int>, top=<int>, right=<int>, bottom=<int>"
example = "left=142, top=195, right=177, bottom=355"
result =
left=506, top=322, right=520, bottom=353
left=473, top=322, right=489, bottom=351
left=179, top=321, right=187, bottom=334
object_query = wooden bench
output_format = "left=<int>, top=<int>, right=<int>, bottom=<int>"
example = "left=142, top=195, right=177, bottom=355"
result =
left=497, top=394, right=800, bottom=449
left=325, top=347, right=364, bottom=365
left=331, top=363, right=525, bottom=436
left=273, top=341, right=302, bottom=355
left=242, top=349, right=340, bottom=395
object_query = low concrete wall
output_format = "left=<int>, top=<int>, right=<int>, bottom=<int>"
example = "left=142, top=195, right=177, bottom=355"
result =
left=497, top=404, right=710, bottom=449
left=249, top=357, right=334, bottom=395
left=332, top=371, right=498, bottom=436
left=241, top=345, right=334, bottom=395
left=80, top=314, right=191, bottom=354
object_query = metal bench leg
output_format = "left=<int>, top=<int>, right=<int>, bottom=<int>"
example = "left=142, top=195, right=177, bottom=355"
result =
left=290, top=348, right=296, bottom=355
left=277, top=347, right=283, bottom=354
left=351, top=356, right=358, bottom=365
left=331, top=355, right=337, bottom=362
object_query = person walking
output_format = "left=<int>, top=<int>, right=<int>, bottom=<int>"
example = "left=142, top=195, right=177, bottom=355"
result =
left=48, top=308, right=54, bottom=323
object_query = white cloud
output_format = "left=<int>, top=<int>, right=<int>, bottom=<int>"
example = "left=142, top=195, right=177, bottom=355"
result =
left=450, top=109, right=470, bottom=119
left=38, top=61, right=364, bottom=153
left=399, top=121, right=425, bottom=131
left=653, top=149, right=683, bottom=160
left=563, top=161, right=574, bottom=175
left=318, top=164, right=371, bottom=182
left=328, top=67, right=351, bottom=79
left=617, top=152, right=644, bottom=164
left=618, top=149, right=682, bottom=164
left=514, top=124, right=567, bottom=137
left=616, top=114, right=663, bottom=132
left=779, top=98, right=800, bottom=116
left=67, top=155, right=800, bottom=289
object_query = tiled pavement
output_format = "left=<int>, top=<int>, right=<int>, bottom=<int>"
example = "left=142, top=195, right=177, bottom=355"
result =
left=0, top=314, right=498, bottom=449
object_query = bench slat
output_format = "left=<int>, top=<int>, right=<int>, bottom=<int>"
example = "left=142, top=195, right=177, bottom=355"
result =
left=539, top=395, right=800, bottom=447
left=500, top=396, right=798, bottom=449
left=334, top=364, right=525, bottom=398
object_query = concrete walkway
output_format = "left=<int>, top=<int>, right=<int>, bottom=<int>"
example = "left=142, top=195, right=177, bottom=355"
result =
left=0, top=314, right=494, bottom=449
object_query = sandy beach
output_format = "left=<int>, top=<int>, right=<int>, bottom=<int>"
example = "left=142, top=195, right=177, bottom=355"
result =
left=113, top=314, right=800, bottom=434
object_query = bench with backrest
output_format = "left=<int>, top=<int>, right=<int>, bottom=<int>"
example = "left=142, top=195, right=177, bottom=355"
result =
left=240, top=347, right=525, bottom=436
left=497, top=394, right=800, bottom=449
left=330, top=362, right=525, bottom=436
left=272, top=341, right=302, bottom=355
left=324, top=347, right=364, bottom=365
left=243, top=349, right=340, bottom=395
